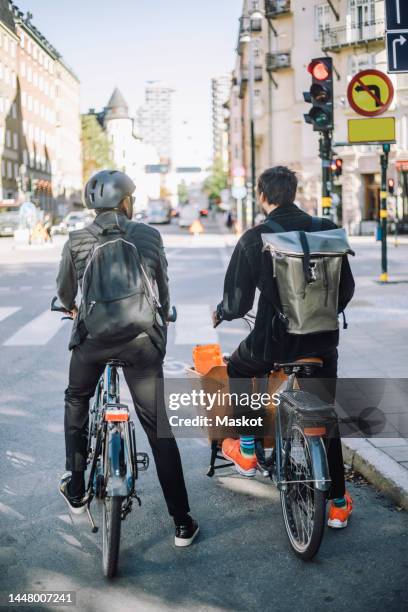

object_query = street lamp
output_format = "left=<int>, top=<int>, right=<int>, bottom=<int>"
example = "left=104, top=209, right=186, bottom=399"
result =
left=240, top=8, right=263, bottom=227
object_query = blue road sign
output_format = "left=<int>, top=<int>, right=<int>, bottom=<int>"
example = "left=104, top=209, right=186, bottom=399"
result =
left=386, top=30, right=408, bottom=73
left=386, top=0, right=408, bottom=31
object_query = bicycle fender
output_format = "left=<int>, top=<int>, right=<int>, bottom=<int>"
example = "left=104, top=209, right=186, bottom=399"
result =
left=106, top=431, right=128, bottom=497
left=307, top=436, right=331, bottom=492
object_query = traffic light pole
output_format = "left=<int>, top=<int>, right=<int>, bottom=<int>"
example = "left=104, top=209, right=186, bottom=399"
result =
left=319, top=131, right=333, bottom=218
left=379, top=144, right=389, bottom=282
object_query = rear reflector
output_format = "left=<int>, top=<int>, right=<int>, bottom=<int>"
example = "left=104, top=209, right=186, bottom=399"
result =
left=304, top=426, right=326, bottom=436
left=104, top=409, right=129, bottom=422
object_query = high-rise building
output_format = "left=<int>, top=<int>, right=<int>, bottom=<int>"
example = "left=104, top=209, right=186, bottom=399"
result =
left=211, top=74, right=230, bottom=168
left=0, top=1, right=82, bottom=211
left=137, top=81, right=174, bottom=164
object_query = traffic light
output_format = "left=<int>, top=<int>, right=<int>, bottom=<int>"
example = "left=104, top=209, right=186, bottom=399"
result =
left=332, top=158, right=343, bottom=177
left=388, top=178, right=395, bottom=194
left=303, top=57, right=333, bottom=132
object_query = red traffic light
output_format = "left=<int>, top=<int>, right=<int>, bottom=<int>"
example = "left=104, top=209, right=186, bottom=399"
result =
left=308, top=60, right=330, bottom=81
left=335, top=159, right=343, bottom=170
left=388, top=178, right=395, bottom=194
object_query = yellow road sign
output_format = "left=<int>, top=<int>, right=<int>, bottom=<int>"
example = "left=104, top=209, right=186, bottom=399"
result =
left=348, top=117, right=396, bottom=144
left=347, top=70, right=394, bottom=117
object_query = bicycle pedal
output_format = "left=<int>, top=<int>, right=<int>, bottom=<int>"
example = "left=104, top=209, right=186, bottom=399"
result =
left=132, top=493, right=142, bottom=507
left=136, top=452, right=149, bottom=471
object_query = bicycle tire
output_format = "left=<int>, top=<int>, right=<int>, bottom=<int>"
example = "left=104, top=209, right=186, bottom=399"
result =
left=102, top=496, right=122, bottom=578
left=280, top=424, right=326, bottom=560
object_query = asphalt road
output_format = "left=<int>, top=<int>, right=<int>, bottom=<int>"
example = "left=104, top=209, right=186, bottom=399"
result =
left=0, top=219, right=407, bottom=612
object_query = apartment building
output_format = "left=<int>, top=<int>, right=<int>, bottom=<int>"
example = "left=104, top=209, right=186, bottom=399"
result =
left=0, top=1, right=82, bottom=211
left=137, top=81, right=174, bottom=164
left=230, top=0, right=408, bottom=234
left=211, top=74, right=231, bottom=169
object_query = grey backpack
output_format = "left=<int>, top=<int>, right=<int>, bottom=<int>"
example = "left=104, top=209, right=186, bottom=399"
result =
left=261, top=218, right=354, bottom=335
left=81, top=222, right=158, bottom=342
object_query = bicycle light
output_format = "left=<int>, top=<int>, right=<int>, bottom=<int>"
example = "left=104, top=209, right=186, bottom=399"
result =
left=104, top=409, right=129, bottom=422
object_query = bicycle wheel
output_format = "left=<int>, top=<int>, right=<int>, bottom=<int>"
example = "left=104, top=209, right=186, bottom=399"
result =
left=102, top=496, right=122, bottom=578
left=280, top=424, right=326, bottom=560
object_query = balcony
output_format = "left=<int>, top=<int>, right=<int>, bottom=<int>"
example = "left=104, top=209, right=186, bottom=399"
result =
left=321, top=20, right=385, bottom=52
left=266, top=51, right=291, bottom=72
left=265, top=0, right=291, bottom=19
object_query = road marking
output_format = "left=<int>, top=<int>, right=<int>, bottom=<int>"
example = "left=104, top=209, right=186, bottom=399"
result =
left=175, top=304, right=217, bottom=345
left=3, top=309, right=67, bottom=346
left=0, top=307, right=20, bottom=322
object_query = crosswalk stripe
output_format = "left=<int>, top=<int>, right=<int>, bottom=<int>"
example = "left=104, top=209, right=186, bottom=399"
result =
left=3, top=309, right=67, bottom=346
left=0, top=307, right=21, bottom=322
left=175, top=304, right=217, bottom=345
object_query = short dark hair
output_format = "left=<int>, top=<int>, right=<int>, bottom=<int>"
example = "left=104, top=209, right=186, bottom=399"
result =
left=257, top=166, right=297, bottom=207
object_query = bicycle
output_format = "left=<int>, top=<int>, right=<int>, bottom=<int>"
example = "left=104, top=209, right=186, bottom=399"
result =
left=207, top=353, right=337, bottom=561
left=51, top=297, right=176, bottom=577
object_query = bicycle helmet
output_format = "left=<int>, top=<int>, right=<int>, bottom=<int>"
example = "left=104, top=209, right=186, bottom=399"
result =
left=83, top=170, right=135, bottom=210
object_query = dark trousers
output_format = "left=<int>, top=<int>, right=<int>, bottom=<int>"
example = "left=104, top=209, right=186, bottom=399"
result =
left=64, top=334, right=190, bottom=519
left=227, top=342, right=345, bottom=499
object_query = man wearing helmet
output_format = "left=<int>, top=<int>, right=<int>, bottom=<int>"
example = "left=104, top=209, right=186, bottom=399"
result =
left=56, top=170, right=198, bottom=547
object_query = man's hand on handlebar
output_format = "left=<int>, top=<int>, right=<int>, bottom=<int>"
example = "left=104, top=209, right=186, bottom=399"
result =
left=66, top=305, right=78, bottom=320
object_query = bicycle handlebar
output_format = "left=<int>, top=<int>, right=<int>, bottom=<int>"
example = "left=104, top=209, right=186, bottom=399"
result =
left=50, top=297, right=178, bottom=323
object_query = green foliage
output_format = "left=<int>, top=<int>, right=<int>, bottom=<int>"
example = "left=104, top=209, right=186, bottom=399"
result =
left=81, top=114, right=115, bottom=184
left=203, top=157, right=228, bottom=201
left=177, top=181, right=189, bottom=204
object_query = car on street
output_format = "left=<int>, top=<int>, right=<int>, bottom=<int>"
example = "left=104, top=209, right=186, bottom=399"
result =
left=178, top=204, right=199, bottom=228
left=147, top=199, right=172, bottom=224
left=0, top=209, right=20, bottom=236
left=51, top=210, right=94, bottom=235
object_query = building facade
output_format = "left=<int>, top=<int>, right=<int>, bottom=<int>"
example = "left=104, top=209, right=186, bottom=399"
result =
left=229, top=0, right=408, bottom=234
left=0, top=1, right=82, bottom=212
left=87, top=88, right=161, bottom=210
left=211, top=74, right=231, bottom=169
left=137, top=81, right=174, bottom=165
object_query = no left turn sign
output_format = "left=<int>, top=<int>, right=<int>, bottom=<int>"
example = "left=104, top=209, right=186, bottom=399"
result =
left=347, top=70, right=394, bottom=117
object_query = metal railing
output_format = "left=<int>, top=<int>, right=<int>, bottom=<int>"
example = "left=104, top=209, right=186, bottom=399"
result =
left=264, top=0, right=291, bottom=18
left=321, top=19, right=385, bottom=51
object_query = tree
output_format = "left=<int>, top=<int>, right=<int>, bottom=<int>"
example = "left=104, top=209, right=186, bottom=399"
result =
left=81, top=114, right=115, bottom=184
left=203, top=157, right=228, bottom=202
left=177, top=180, right=189, bottom=204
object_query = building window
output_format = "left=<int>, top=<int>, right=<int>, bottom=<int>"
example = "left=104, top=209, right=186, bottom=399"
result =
left=4, top=66, right=9, bottom=84
left=0, top=98, right=3, bottom=113
left=33, top=45, right=37, bottom=60
left=20, top=32, right=25, bottom=48
left=21, top=61, right=26, bottom=77
left=1, top=160, right=5, bottom=177
left=23, top=149, right=28, bottom=165
left=11, top=102, right=17, bottom=119
left=315, top=4, right=331, bottom=40
left=28, top=95, right=33, bottom=111
left=33, top=71, right=38, bottom=86
left=6, top=130, right=11, bottom=148
left=11, top=42, right=16, bottom=58
left=13, top=133, right=18, bottom=150
left=7, top=160, right=12, bottom=178
left=22, top=91, right=27, bottom=107
left=348, top=0, right=375, bottom=28
left=14, top=163, right=18, bottom=178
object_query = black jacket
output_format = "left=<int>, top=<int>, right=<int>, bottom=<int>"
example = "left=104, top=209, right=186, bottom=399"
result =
left=217, top=203, right=355, bottom=363
left=56, top=210, right=169, bottom=355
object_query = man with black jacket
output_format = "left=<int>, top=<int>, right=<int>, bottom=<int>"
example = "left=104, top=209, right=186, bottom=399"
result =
left=213, top=166, right=355, bottom=529
left=57, top=170, right=198, bottom=547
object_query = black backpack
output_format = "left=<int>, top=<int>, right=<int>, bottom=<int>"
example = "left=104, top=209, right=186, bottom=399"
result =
left=81, top=221, right=158, bottom=342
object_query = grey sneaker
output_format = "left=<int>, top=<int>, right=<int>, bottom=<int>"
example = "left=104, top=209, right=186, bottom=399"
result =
left=59, top=472, right=88, bottom=515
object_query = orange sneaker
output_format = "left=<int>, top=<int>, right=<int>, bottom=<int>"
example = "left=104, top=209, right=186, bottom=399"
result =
left=327, top=492, right=353, bottom=528
left=222, top=438, right=257, bottom=477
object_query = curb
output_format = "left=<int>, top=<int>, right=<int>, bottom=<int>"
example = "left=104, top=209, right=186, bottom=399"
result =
left=342, top=438, right=408, bottom=511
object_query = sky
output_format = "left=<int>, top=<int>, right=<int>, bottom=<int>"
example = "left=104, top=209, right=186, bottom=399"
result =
left=14, top=0, right=243, bottom=167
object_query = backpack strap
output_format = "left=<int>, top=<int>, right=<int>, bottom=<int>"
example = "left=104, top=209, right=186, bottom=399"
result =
left=310, top=216, right=323, bottom=232
left=264, top=218, right=285, bottom=233
left=299, top=231, right=312, bottom=283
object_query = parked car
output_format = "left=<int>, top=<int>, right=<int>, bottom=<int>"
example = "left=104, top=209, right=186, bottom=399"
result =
left=178, top=204, right=199, bottom=228
left=147, top=200, right=171, bottom=224
left=51, top=210, right=94, bottom=235
left=0, top=210, right=19, bottom=236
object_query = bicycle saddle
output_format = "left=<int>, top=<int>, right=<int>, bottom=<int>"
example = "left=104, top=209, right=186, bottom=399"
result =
left=273, top=357, right=323, bottom=375
left=107, top=359, right=128, bottom=368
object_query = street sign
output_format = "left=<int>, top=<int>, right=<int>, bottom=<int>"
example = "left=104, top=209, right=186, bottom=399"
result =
left=347, top=70, right=394, bottom=117
left=385, top=1, right=408, bottom=73
left=386, top=31, right=408, bottom=73
left=386, top=0, right=408, bottom=31
left=232, top=185, right=247, bottom=200
left=348, top=117, right=396, bottom=144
